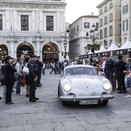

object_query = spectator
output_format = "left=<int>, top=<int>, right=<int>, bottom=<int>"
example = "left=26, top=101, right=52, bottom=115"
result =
left=15, top=58, right=23, bottom=95
left=4, top=56, right=16, bottom=104
left=114, top=55, right=126, bottom=93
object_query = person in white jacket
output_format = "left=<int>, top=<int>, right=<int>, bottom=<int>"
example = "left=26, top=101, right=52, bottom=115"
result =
left=15, top=58, right=23, bottom=95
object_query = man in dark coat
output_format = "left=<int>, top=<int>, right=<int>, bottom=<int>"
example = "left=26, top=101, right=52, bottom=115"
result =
left=28, top=55, right=39, bottom=102
left=4, top=56, right=16, bottom=104
left=114, top=55, right=126, bottom=93
left=104, top=55, right=115, bottom=85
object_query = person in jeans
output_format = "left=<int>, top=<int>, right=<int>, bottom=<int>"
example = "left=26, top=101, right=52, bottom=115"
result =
left=123, top=58, right=131, bottom=97
left=15, top=58, right=23, bottom=95
left=4, top=56, right=16, bottom=104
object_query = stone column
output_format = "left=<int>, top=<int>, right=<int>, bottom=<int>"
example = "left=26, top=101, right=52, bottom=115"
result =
left=10, top=42, right=14, bottom=57
left=39, top=11, right=43, bottom=30
left=32, top=11, right=36, bottom=31
left=5, top=10, right=10, bottom=30
left=40, top=50, right=43, bottom=62
left=36, top=38, right=40, bottom=56
left=13, top=10, right=18, bottom=30
left=59, top=51, right=62, bottom=62
left=57, top=12, right=60, bottom=31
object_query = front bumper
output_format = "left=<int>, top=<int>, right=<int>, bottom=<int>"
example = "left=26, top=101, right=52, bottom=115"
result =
left=60, top=94, right=114, bottom=102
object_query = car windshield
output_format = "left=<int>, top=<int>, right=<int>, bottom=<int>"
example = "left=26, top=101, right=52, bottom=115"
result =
left=65, top=67, right=97, bottom=76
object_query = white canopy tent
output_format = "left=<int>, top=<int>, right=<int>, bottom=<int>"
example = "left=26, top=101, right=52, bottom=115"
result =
left=106, top=42, right=119, bottom=51
left=119, top=40, right=131, bottom=49
left=96, top=45, right=106, bottom=53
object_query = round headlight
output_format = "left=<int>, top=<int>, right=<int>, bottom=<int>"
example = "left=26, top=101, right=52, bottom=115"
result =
left=63, top=84, right=72, bottom=92
left=103, top=83, right=112, bottom=91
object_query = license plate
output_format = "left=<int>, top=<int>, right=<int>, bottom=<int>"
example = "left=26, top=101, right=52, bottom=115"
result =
left=79, top=100, right=98, bottom=105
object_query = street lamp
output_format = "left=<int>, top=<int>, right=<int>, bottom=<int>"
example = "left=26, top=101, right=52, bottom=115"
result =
left=64, top=39, right=67, bottom=61
left=90, top=23, right=98, bottom=56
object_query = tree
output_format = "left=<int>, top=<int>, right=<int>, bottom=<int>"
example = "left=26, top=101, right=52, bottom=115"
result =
left=87, top=44, right=100, bottom=51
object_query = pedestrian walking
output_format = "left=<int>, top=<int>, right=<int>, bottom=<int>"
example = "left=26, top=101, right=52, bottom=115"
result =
left=42, top=62, right=45, bottom=75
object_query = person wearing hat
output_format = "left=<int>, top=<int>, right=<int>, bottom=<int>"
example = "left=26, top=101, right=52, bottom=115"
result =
left=104, top=55, right=115, bottom=86
left=114, top=55, right=126, bottom=93
left=4, top=56, right=16, bottom=104
left=27, top=55, right=39, bottom=102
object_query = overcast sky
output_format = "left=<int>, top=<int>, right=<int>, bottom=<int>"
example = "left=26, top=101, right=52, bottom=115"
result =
left=65, top=0, right=104, bottom=24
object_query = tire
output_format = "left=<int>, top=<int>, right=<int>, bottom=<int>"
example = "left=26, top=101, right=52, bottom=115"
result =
left=102, top=100, right=108, bottom=105
left=62, top=101, right=68, bottom=106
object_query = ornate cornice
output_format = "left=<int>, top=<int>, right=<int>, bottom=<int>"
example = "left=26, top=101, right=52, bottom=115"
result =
left=0, top=1, right=66, bottom=9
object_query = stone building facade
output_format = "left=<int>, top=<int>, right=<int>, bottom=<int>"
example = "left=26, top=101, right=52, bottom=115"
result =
left=69, top=15, right=99, bottom=59
left=0, top=0, right=69, bottom=62
left=97, top=0, right=121, bottom=48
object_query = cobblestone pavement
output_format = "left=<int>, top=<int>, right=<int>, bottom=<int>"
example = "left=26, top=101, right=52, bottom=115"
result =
left=0, top=69, right=131, bottom=131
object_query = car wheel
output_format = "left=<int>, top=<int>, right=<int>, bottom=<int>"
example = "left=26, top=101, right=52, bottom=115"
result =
left=62, top=101, right=68, bottom=106
left=102, top=100, right=108, bottom=105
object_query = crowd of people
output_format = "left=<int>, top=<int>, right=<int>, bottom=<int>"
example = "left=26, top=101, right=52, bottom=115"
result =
left=0, top=55, right=43, bottom=104
left=0, top=53, right=131, bottom=103
left=84, top=54, right=131, bottom=97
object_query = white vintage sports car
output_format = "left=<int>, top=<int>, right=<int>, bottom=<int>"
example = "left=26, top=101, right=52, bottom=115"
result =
left=58, top=65, right=114, bottom=106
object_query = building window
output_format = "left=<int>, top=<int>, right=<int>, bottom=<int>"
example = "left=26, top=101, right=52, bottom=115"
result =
left=100, top=9, right=103, bottom=15
left=109, top=26, right=113, bottom=36
left=104, top=6, right=107, bottom=12
left=104, top=28, right=107, bottom=38
left=96, top=22, right=98, bottom=28
left=71, top=29, right=73, bottom=35
left=100, top=18, right=103, bottom=26
left=73, top=28, right=75, bottom=34
left=104, top=16, right=107, bottom=25
left=109, top=40, right=112, bottom=45
left=46, top=16, right=54, bottom=31
left=84, top=22, right=90, bottom=29
left=21, top=15, right=29, bottom=31
left=86, top=32, right=89, bottom=36
left=0, top=14, right=2, bottom=30
left=123, top=4, right=128, bottom=14
left=100, top=30, right=103, bottom=39
left=77, top=25, right=79, bottom=32
left=109, top=13, right=113, bottom=22
left=104, top=40, right=107, bottom=48
left=123, top=20, right=128, bottom=31
left=124, top=36, right=127, bottom=42
left=109, top=3, right=113, bottom=9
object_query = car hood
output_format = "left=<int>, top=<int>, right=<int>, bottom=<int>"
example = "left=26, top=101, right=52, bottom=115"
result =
left=67, top=75, right=102, bottom=90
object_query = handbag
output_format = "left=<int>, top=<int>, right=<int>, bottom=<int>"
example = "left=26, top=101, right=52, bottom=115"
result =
left=21, top=74, right=26, bottom=85
left=22, top=66, right=29, bottom=74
